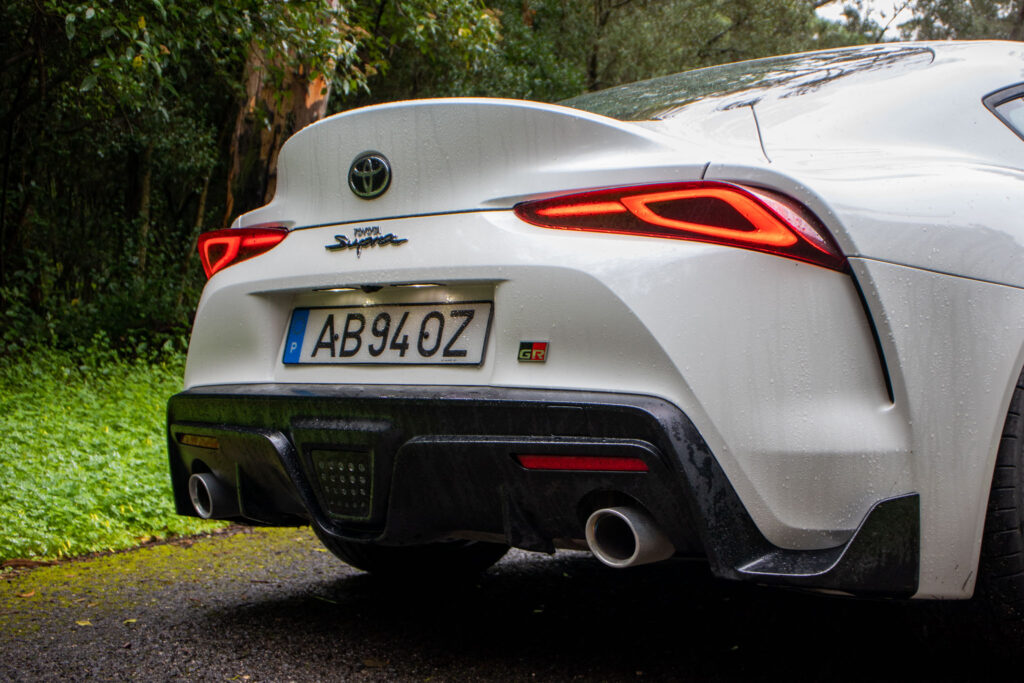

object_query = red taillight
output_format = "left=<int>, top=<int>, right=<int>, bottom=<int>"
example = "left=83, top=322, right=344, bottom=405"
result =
left=515, top=454, right=649, bottom=472
left=197, top=226, right=289, bottom=279
left=513, top=181, right=845, bottom=271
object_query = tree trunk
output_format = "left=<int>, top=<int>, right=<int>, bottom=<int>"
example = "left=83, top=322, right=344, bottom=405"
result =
left=0, top=117, right=16, bottom=292
left=175, top=173, right=210, bottom=311
left=587, top=0, right=633, bottom=92
left=137, top=143, right=153, bottom=276
left=1010, top=1, right=1024, bottom=40
left=222, top=48, right=334, bottom=228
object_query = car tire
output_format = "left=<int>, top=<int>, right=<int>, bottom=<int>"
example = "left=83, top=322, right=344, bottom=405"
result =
left=979, top=370, right=1024, bottom=609
left=315, top=530, right=509, bottom=580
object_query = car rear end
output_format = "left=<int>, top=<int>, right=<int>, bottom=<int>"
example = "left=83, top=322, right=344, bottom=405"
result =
left=168, top=97, right=915, bottom=595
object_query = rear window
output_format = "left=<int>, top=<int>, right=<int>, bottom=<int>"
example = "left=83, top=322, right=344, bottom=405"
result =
left=562, top=44, right=933, bottom=121
left=985, top=85, right=1024, bottom=141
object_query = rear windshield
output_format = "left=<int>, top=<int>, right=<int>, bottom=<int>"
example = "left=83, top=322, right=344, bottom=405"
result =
left=986, top=86, right=1024, bottom=141
left=999, top=98, right=1024, bottom=133
left=562, top=44, right=933, bottom=121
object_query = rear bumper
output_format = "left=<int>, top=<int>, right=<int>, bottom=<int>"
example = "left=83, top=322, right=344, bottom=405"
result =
left=168, top=383, right=919, bottom=597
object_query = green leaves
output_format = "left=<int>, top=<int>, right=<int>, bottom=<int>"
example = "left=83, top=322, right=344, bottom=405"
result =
left=2, top=0, right=889, bottom=376
left=0, top=350, right=221, bottom=561
left=901, top=0, right=1024, bottom=40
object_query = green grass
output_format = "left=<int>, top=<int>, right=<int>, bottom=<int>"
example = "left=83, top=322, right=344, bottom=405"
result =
left=0, top=348, right=222, bottom=561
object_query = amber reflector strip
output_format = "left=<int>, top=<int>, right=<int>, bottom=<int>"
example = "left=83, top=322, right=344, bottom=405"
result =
left=178, top=434, right=220, bottom=450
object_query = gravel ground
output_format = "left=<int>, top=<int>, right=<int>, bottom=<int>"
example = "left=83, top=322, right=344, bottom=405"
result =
left=2, top=527, right=1023, bottom=682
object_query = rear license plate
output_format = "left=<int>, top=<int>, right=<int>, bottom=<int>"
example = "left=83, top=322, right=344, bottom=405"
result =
left=283, top=301, right=493, bottom=365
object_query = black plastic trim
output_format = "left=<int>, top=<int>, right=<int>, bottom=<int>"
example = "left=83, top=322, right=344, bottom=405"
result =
left=849, top=272, right=896, bottom=404
left=168, top=384, right=919, bottom=596
left=736, top=493, right=918, bottom=596
left=292, top=207, right=509, bottom=232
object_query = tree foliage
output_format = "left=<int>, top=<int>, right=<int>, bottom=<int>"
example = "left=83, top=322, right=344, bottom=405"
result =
left=1, top=0, right=879, bottom=356
left=903, top=0, right=1024, bottom=39
left=575, top=0, right=876, bottom=91
left=0, top=1, right=498, bottom=354
left=347, top=0, right=879, bottom=107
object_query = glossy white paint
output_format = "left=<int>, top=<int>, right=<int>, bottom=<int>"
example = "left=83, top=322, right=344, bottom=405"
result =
left=188, top=209, right=901, bottom=552
left=851, top=258, right=1024, bottom=598
left=188, top=41, right=1024, bottom=598
left=236, top=99, right=697, bottom=230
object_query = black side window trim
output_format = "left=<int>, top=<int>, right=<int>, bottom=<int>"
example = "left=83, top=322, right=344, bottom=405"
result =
left=983, top=82, right=1024, bottom=143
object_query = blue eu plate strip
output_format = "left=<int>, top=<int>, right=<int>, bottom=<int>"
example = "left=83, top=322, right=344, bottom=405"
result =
left=283, top=309, right=309, bottom=364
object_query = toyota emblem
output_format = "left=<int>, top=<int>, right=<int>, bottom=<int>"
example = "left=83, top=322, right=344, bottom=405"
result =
left=348, top=152, right=392, bottom=200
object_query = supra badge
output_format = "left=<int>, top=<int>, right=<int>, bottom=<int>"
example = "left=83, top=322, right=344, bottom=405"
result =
left=518, top=341, right=548, bottom=362
left=326, top=225, right=408, bottom=257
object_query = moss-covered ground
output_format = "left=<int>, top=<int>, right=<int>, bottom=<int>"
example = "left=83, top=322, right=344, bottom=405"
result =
left=0, top=526, right=323, bottom=640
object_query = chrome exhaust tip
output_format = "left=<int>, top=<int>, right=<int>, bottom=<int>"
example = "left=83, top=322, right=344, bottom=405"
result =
left=188, top=473, right=239, bottom=519
left=585, top=506, right=675, bottom=568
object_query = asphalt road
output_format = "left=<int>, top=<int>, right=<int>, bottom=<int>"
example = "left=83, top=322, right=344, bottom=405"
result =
left=2, top=527, right=1022, bottom=682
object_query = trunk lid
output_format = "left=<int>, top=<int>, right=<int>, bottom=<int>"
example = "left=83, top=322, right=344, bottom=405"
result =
left=235, top=98, right=704, bottom=229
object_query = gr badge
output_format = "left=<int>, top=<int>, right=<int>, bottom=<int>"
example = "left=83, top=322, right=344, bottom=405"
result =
left=518, top=341, right=548, bottom=362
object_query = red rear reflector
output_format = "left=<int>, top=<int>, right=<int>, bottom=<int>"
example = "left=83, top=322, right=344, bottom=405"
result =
left=198, top=226, right=289, bottom=278
left=514, top=181, right=845, bottom=271
left=515, top=455, right=649, bottom=472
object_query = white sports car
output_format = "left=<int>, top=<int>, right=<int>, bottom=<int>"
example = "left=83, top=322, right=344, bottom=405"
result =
left=168, top=41, right=1024, bottom=602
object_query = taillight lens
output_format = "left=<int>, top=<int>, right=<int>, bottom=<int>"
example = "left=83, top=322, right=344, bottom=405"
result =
left=513, top=181, right=845, bottom=271
left=197, top=226, right=289, bottom=279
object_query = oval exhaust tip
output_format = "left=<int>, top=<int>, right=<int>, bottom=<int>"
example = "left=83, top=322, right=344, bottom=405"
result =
left=585, top=506, right=675, bottom=568
left=188, top=473, right=238, bottom=519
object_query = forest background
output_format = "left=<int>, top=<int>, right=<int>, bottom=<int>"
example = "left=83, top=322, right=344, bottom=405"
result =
left=4, top=0, right=1022, bottom=355
left=0, top=0, right=1021, bottom=560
